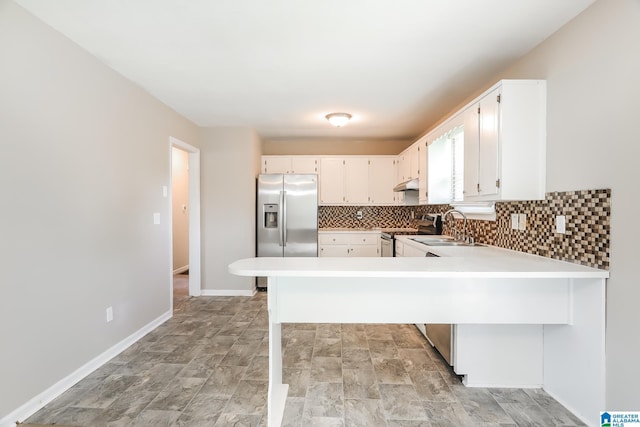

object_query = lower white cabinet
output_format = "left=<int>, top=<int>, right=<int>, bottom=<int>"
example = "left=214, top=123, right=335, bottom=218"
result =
left=319, top=232, right=380, bottom=257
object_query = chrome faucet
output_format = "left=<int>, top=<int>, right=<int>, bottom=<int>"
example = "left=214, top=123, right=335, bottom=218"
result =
left=443, top=208, right=467, bottom=242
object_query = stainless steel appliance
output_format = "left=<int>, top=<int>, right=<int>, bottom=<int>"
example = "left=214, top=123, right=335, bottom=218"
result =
left=256, top=174, right=318, bottom=288
left=380, top=215, right=442, bottom=258
left=425, top=324, right=454, bottom=365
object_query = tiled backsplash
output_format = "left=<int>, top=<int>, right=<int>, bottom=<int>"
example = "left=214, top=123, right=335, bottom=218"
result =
left=318, top=188, right=610, bottom=270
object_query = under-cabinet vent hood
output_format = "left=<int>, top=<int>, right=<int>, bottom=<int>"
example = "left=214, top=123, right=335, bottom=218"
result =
left=393, top=178, right=419, bottom=192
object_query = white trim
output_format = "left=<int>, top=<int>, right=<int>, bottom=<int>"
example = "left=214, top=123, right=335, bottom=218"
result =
left=543, top=387, right=592, bottom=427
left=201, top=289, right=257, bottom=297
left=0, top=310, right=172, bottom=427
left=173, top=264, right=189, bottom=275
left=169, top=137, right=202, bottom=298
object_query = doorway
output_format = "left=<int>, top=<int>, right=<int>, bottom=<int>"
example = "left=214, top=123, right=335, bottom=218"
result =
left=170, top=137, right=201, bottom=310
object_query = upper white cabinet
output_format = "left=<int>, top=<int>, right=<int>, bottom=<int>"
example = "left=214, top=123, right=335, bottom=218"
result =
left=397, top=143, right=419, bottom=183
left=316, top=156, right=397, bottom=206
left=344, top=157, right=369, bottom=205
left=368, top=157, right=396, bottom=205
left=462, top=80, right=546, bottom=201
left=319, top=157, right=344, bottom=204
left=262, top=156, right=319, bottom=174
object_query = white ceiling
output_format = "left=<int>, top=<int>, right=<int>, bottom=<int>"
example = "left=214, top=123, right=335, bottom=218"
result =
left=14, top=0, right=596, bottom=140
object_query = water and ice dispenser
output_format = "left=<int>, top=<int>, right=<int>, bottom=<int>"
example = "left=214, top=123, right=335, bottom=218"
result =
left=263, top=204, right=279, bottom=228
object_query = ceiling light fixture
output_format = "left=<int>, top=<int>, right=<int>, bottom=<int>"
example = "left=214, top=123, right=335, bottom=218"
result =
left=325, top=112, right=352, bottom=127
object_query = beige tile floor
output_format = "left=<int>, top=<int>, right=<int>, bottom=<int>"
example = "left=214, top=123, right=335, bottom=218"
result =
left=25, top=289, right=585, bottom=426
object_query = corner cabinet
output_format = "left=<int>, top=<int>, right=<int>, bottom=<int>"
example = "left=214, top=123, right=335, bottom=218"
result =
left=463, top=80, right=546, bottom=201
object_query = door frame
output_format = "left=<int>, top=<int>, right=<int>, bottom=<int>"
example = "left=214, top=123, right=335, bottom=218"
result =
left=170, top=136, right=201, bottom=298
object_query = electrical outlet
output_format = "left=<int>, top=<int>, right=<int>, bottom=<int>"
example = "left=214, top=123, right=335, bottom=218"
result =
left=106, top=306, right=114, bottom=322
left=518, top=213, right=527, bottom=230
left=556, top=215, right=566, bottom=234
left=511, top=214, right=519, bottom=230
left=153, top=213, right=160, bottom=225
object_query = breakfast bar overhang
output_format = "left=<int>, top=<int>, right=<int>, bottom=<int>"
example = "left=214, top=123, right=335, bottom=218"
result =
left=229, top=255, right=608, bottom=427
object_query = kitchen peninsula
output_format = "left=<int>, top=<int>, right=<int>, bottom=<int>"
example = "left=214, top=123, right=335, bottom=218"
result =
left=229, top=249, right=608, bottom=427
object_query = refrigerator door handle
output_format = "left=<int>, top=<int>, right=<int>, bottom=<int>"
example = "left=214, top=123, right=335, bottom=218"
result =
left=281, top=190, right=287, bottom=246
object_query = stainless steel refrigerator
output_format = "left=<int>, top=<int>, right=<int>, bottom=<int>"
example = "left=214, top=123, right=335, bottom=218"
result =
left=256, top=174, right=318, bottom=288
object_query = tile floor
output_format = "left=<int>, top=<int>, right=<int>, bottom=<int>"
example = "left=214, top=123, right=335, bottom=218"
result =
left=25, top=291, right=585, bottom=426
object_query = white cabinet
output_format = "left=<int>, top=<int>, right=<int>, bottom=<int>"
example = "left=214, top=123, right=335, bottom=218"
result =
left=395, top=239, right=429, bottom=257
left=319, top=157, right=344, bottom=204
left=262, top=156, right=319, bottom=174
left=396, top=143, right=419, bottom=183
left=318, top=232, right=380, bottom=257
left=344, top=157, right=369, bottom=204
left=368, top=157, right=396, bottom=205
left=319, top=156, right=397, bottom=206
left=463, top=80, right=546, bottom=201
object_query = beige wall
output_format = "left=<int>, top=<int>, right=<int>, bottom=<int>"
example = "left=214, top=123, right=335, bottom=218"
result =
left=171, top=147, right=189, bottom=271
left=200, top=127, right=262, bottom=293
left=263, top=138, right=413, bottom=155
left=0, top=1, right=200, bottom=420
left=468, top=0, right=638, bottom=410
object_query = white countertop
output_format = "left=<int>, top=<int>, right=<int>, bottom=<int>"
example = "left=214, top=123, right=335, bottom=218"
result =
left=229, top=248, right=609, bottom=279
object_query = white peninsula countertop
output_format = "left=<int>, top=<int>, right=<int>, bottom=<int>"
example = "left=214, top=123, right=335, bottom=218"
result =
left=229, top=245, right=608, bottom=279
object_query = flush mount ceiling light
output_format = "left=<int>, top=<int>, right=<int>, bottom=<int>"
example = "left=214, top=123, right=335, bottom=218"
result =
left=325, top=112, right=352, bottom=127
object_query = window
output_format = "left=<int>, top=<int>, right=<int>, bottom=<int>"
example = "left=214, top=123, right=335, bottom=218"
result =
left=428, top=125, right=464, bottom=204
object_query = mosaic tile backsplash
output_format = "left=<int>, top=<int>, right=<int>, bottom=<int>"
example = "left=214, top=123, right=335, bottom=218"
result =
left=318, top=189, right=610, bottom=270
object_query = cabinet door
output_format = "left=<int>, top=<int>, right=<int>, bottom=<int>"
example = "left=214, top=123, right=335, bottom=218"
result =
left=319, top=245, right=350, bottom=257
left=478, top=88, right=500, bottom=197
left=349, top=245, right=379, bottom=257
left=291, top=157, right=319, bottom=174
left=344, top=157, right=369, bottom=204
left=319, top=158, right=344, bottom=204
left=368, top=157, right=396, bottom=205
left=403, top=244, right=428, bottom=257
left=409, top=143, right=420, bottom=180
left=263, top=156, right=291, bottom=174
left=396, top=153, right=408, bottom=183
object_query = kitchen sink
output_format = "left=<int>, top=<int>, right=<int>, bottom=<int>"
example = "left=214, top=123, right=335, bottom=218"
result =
left=409, top=236, right=484, bottom=247
left=409, top=236, right=453, bottom=243
left=421, top=241, right=484, bottom=247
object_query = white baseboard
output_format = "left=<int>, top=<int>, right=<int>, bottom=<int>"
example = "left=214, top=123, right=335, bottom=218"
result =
left=543, top=387, right=593, bottom=427
left=0, top=310, right=172, bottom=427
left=201, top=288, right=257, bottom=297
left=173, top=264, right=189, bottom=275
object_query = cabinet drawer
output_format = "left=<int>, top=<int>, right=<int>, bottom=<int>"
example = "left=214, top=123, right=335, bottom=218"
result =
left=319, top=232, right=379, bottom=245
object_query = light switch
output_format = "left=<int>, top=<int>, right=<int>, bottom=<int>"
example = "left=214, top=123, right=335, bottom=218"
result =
left=153, top=213, right=161, bottom=225
left=556, top=215, right=566, bottom=234
left=162, top=186, right=168, bottom=198
left=518, top=214, right=527, bottom=230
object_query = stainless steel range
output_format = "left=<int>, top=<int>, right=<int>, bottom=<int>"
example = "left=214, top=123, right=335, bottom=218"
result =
left=380, top=214, right=443, bottom=257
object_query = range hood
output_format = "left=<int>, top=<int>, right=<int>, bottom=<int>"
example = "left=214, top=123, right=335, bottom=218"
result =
left=393, top=178, right=419, bottom=192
